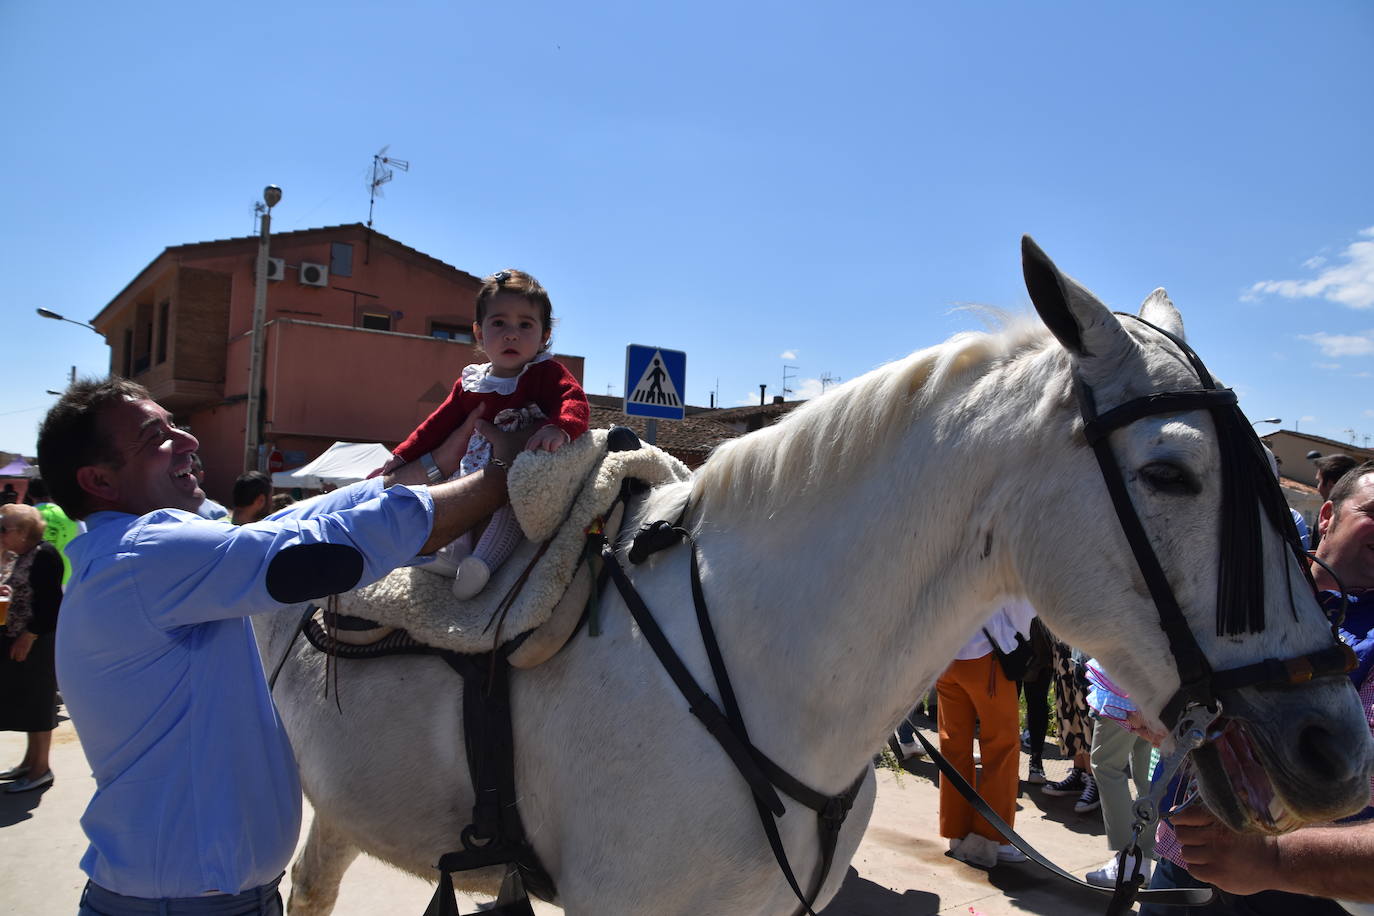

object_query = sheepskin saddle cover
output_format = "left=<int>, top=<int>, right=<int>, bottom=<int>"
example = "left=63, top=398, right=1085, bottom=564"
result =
left=335, top=428, right=691, bottom=660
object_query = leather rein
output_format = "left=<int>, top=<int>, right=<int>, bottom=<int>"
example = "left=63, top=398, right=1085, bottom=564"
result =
left=598, top=516, right=865, bottom=916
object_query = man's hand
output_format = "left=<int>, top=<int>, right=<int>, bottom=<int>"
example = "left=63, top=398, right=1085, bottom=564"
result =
left=1173, top=807, right=1279, bottom=895
left=476, top=420, right=538, bottom=467
left=10, top=632, right=36, bottom=662
left=526, top=425, right=570, bottom=453
left=384, top=405, right=489, bottom=488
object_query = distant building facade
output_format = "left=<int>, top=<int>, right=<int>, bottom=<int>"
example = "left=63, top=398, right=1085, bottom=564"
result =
left=90, top=224, right=583, bottom=505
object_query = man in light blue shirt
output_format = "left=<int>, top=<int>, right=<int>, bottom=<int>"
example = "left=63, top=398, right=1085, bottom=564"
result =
left=38, top=378, right=517, bottom=915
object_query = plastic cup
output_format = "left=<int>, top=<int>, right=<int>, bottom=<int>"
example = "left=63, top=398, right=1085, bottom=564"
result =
left=0, top=595, right=9, bottom=627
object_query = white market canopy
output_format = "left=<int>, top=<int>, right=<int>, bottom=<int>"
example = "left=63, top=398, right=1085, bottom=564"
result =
left=272, top=441, right=393, bottom=490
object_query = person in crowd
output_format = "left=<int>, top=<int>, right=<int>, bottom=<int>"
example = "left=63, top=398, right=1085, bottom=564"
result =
left=191, top=453, right=229, bottom=521
left=26, top=477, right=80, bottom=585
left=1310, top=453, right=1360, bottom=551
left=1140, top=461, right=1374, bottom=915
left=375, top=269, right=589, bottom=599
left=1316, top=454, right=1359, bottom=501
left=1043, top=640, right=1099, bottom=813
left=938, top=597, right=1036, bottom=867
left=1018, top=617, right=1056, bottom=784
left=1082, top=658, right=1157, bottom=887
left=230, top=471, right=273, bottom=525
left=1, top=483, right=18, bottom=505
left=270, top=493, right=295, bottom=513
left=0, top=503, right=64, bottom=793
left=38, top=377, right=531, bottom=916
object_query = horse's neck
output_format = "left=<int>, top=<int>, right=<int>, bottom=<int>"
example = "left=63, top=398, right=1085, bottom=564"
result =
left=680, top=408, right=1038, bottom=791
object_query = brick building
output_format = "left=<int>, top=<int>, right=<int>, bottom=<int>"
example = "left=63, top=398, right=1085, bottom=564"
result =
left=90, top=224, right=583, bottom=504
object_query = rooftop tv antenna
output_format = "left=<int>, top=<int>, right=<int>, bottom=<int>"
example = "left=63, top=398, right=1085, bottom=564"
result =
left=820, top=371, right=841, bottom=393
left=781, top=363, right=798, bottom=399
left=366, top=145, right=410, bottom=230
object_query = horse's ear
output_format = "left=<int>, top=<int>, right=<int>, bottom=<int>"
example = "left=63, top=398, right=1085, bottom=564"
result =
left=1139, top=288, right=1185, bottom=339
left=1021, top=235, right=1132, bottom=362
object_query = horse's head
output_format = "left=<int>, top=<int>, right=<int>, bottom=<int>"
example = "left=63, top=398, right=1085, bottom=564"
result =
left=1018, top=236, right=1372, bottom=834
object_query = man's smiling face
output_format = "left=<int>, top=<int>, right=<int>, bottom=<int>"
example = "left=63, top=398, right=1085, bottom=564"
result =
left=83, top=398, right=204, bottom=516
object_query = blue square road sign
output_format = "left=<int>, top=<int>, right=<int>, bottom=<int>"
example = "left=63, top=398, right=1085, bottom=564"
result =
left=624, top=345, right=687, bottom=420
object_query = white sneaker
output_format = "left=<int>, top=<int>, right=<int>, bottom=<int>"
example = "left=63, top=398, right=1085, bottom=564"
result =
left=948, top=833, right=998, bottom=868
left=1085, top=854, right=1151, bottom=888
left=451, top=556, right=491, bottom=599
left=997, top=844, right=1028, bottom=864
left=894, top=733, right=926, bottom=759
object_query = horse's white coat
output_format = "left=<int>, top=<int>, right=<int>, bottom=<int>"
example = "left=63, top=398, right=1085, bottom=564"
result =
left=265, top=244, right=1370, bottom=915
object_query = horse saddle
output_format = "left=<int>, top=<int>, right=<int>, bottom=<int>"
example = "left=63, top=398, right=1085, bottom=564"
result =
left=328, top=427, right=692, bottom=667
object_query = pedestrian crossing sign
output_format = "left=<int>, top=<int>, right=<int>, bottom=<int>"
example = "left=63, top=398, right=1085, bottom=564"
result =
left=624, top=344, right=687, bottom=420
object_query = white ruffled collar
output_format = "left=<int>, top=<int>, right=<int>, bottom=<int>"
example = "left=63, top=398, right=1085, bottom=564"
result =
left=461, top=351, right=551, bottom=395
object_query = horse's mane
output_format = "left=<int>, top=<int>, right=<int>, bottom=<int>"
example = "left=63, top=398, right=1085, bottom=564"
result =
left=691, top=316, right=1054, bottom=518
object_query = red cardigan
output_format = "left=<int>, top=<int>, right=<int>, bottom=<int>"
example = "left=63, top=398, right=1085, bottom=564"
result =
left=393, top=358, right=589, bottom=463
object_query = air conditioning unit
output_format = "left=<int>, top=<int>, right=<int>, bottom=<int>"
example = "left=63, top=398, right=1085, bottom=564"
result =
left=299, top=262, right=329, bottom=287
left=265, top=257, right=285, bottom=282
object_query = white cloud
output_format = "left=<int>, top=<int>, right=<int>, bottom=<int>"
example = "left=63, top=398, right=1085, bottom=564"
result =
left=1315, top=362, right=1344, bottom=370
left=1299, top=330, right=1374, bottom=357
left=1246, top=227, right=1374, bottom=309
left=793, top=377, right=825, bottom=399
left=1303, top=255, right=1328, bottom=270
left=1302, top=415, right=1318, bottom=424
left=1365, top=409, right=1374, bottom=418
left=780, top=350, right=798, bottom=360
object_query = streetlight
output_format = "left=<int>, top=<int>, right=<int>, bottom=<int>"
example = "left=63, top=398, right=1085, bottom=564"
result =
left=36, top=308, right=100, bottom=334
left=243, top=184, right=281, bottom=472
left=1251, top=417, right=1281, bottom=426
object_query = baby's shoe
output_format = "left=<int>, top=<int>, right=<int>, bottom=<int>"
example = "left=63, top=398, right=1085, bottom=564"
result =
left=452, top=556, right=491, bottom=600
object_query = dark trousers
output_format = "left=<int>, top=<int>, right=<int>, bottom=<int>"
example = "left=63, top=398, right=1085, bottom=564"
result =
left=1019, top=670, right=1051, bottom=763
left=77, top=877, right=283, bottom=916
left=1138, top=857, right=1347, bottom=916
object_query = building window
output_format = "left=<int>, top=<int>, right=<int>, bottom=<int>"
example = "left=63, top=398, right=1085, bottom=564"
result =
left=430, top=321, right=474, bottom=343
left=122, top=328, right=133, bottom=377
left=156, top=300, right=170, bottom=365
left=331, top=242, right=353, bottom=278
left=360, top=312, right=391, bottom=331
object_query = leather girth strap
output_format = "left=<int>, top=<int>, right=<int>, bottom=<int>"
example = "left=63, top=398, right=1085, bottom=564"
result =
left=909, top=727, right=1211, bottom=911
left=598, top=527, right=865, bottom=916
left=422, top=650, right=554, bottom=916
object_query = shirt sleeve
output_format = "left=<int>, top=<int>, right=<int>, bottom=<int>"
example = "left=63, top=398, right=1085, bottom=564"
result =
left=130, top=480, right=435, bottom=629
left=394, top=381, right=474, bottom=463
left=529, top=360, right=590, bottom=441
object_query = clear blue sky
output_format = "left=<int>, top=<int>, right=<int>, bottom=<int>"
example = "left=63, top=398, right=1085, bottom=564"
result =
left=3, top=2, right=1371, bottom=459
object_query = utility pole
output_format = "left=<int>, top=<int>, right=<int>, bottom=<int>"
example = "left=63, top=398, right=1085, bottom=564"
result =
left=244, top=185, right=281, bottom=472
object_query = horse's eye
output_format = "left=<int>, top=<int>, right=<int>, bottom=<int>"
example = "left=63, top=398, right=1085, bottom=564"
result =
left=1140, top=461, right=1198, bottom=495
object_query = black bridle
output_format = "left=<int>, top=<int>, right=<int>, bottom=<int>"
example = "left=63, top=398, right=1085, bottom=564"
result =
left=1074, top=314, right=1354, bottom=734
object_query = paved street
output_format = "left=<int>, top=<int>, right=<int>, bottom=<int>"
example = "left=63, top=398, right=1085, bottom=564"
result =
left=1, top=714, right=1127, bottom=915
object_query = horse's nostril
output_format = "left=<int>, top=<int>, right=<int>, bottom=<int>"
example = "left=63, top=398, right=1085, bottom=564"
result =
left=1297, top=723, right=1354, bottom=783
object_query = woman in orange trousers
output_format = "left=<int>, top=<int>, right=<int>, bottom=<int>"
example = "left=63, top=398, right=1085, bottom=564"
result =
left=937, top=598, right=1036, bottom=867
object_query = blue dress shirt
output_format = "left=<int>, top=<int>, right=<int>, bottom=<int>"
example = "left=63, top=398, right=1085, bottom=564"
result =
left=56, top=478, right=433, bottom=898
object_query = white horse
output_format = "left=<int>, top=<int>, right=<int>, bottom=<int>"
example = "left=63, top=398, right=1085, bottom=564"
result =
left=264, top=239, right=1372, bottom=915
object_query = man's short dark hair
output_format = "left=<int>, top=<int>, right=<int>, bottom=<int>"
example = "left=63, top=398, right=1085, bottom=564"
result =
left=37, top=377, right=151, bottom=519
left=232, top=471, right=272, bottom=509
left=27, top=478, right=50, bottom=502
left=1316, top=454, right=1360, bottom=490
left=1328, top=460, right=1374, bottom=514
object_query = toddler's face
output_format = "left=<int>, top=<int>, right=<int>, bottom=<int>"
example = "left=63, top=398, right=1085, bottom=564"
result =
left=475, top=294, right=549, bottom=377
